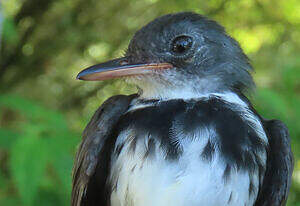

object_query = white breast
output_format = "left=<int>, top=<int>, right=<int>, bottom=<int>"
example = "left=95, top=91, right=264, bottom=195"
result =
left=109, top=129, right=260, bottom=206
left=109, top=93, right=267, bottom=206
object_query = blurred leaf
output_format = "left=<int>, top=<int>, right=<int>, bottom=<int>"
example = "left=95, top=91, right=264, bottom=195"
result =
left=46, top=132, right=79, bottom=198
left=33, top=188, right=65, bottom=206
left=282, top=65, right=300, bottom=91
left=2, top=17, right=18, bottom=43
left=255, top=88, right=289, bottom=120
left=10, top=136, right=48, bottom=206
left=51, top=153, right=73, bottom=203
left=0, top=94, right=46, bottom=118
left=0, top=170, right=8, bottom=190
left=0, top=197, right=22, bottom=206
left=0, top=93, right=78, bottom=205
left=0, top=129, right=19, bottom=150
left=0, top=94, right=68, bottom=131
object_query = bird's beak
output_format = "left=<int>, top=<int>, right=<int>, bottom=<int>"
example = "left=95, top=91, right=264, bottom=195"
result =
left=76, top=57, right=173, bottom=81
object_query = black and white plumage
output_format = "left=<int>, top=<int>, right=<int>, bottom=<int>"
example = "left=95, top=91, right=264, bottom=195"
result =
left=72, top=12, right=293, bottom=206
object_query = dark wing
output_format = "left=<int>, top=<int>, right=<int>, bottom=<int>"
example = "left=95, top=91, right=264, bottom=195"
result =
left=71, top=94, right=137, bottom=206
left=255, top=119, right=294, bottom=206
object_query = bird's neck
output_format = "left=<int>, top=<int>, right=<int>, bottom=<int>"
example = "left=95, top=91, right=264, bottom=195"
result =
left=139, top=86, right=247, bottom=107
left=139, top=86, right=203, bottom=100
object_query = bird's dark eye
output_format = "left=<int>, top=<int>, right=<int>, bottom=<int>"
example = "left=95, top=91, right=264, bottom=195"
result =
left=171, top=36, right=193, bottom=54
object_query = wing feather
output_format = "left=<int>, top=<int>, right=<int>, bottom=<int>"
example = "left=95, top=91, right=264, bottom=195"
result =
left=71, top=94, right=137, bottom=206
left=255, top=119, right=294, bottom=206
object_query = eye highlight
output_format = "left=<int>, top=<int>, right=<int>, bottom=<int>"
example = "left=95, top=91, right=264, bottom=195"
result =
left=171, top=36, right=193, bottom=54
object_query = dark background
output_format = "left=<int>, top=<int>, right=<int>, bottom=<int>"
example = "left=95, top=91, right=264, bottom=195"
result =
left=0, top=0, right=299, bottom=205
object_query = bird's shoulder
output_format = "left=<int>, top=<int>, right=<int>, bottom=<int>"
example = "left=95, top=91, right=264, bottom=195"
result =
left=82, top=94, right=138, bottom=139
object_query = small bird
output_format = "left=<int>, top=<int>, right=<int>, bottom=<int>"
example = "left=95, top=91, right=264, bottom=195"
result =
left=72, top=12, right=293, bottom=206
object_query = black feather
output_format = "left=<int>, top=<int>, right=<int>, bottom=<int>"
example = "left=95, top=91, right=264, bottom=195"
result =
left=254, top=120, right=294, bottom=206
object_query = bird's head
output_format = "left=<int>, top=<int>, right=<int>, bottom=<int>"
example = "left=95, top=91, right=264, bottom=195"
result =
left=77, top=12, right=254, bottom=99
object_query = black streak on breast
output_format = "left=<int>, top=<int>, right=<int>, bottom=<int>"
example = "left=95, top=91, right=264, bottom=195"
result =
left=114, top=98, right=266, bottom=176
left=116, top=99, right=187, bottom=160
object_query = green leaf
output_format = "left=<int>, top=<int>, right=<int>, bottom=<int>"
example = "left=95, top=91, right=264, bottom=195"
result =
left=10, top=136, right=49, bottom=205
left=0, top=197, right=22, bottom=206
left=282, top=65, right=300, bottom=91
left=255, top=88, right=289, bottom=120
left=0, top=128, right=19, bottom=150
left=0, top=170, right=8, bottom=190
left=0, top=94, right=46, bottom=119
left=2, top=17, right=19, bottom=43
left=33, top=188, right=65, bottom=206
left=46, top=132, right=79, bottom=195
left=0, top=94, right=68, bottom=131
left=51, top=153, right=73, bottom=202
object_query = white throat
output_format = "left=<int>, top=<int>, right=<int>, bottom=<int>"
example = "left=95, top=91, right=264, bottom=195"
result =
left=138, top=86, right=248, bottom=108
left=127, top=69, right=226, bottom=101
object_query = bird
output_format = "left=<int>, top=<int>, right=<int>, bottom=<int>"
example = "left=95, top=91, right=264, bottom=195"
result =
left=72, top=12, right=294, bottom=206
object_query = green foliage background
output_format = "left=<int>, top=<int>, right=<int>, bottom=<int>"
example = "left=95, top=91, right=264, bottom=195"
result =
left=0, top=0, right=299, bottom=205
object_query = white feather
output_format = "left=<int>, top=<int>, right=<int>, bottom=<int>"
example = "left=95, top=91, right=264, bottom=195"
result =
left=110, top=129, right=261, bottom=206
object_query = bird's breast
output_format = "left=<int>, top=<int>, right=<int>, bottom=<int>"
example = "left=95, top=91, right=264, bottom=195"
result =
left=108, top=97, right=268, bottom=206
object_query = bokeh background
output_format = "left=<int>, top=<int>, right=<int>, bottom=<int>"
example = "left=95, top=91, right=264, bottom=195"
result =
left=0, top=0, right=299, bottom=205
